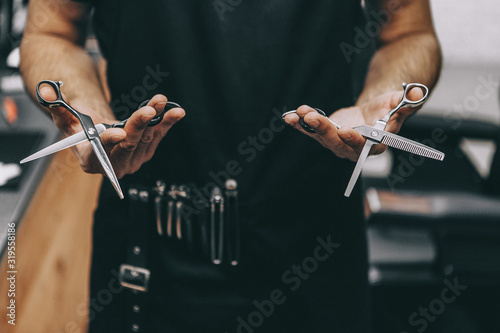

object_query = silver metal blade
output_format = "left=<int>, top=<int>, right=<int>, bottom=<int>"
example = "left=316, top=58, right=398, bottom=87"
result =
left=381, top=132, right=445, bottom=161
left=20, top=124, right=108, bottom=164
left=90, top=139, right=124, bottom=199
left=354, top=125, right=445, bottom=161
left=21, top=131, right=87, bottom=164
left=344, top=141, right=375, bottom=197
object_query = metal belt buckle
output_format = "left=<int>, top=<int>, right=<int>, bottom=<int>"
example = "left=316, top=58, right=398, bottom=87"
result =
left=118, top=264, right=151, bottom=292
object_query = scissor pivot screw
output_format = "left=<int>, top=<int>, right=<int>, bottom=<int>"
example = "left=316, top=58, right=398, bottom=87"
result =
left=88, top=128, right=96, bottom=135
left=371, top=131, right=379, bottom=137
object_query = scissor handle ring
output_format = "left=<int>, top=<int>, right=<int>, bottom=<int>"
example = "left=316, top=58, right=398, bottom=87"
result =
left=149, top=101, right=182, bottom=126
left=299, top=108, right=326, bottom=133
left=136, top=100, right=182, bottom=127
left=36, top=80, right=66, bottom=108
left=401, top=82, right=429, bottom=107
left=281, top=108, right=327, bottom=133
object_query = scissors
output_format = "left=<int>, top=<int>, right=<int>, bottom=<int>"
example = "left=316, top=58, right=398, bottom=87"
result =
left=21, top=80, right=181, bottom=199
left=282, top=82, right=445, bottom=197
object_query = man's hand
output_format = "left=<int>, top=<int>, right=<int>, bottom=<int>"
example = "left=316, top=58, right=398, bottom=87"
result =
left=283, top=87, right=423, bottom=162
left=39, top=86, right=185, bottom=178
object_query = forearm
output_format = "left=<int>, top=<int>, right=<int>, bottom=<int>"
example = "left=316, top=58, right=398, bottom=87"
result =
left=20, top=32, right=112, bottom=118
left=356, top=32, right=442, bottom=105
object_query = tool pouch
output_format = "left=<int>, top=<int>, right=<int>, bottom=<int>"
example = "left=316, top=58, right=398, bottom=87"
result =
left=152, top=179, right=241, bottom=266
left=117, top=179, right=240, bottom=330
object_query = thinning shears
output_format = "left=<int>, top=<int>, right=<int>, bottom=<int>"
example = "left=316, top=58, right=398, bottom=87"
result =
left=21, top=80, right=181, bottom=199
left=283, top=83, right=445, bottom=197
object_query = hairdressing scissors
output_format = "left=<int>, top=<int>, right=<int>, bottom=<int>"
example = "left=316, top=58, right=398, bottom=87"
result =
left=21, top=80, right=181, bottom=199
left=282, top=83, right=445, bottom=197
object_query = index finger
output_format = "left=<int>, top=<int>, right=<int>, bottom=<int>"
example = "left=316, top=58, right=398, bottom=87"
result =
left=285, top=105, right=333, bottom=137
left=114, top=105, right=156, bottom=156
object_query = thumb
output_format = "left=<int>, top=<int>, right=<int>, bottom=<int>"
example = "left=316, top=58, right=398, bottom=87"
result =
left=387, top=85, right=426, bottom=133
left=100, top=127, right=127, bottom=154
left=389, top=85, right=425, bottom=118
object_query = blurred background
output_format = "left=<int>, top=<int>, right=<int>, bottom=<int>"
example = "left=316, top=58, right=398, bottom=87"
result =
left=1, top=0, right=499, bottom=332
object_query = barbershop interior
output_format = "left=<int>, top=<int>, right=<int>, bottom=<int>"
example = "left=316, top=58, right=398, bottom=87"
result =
left=1, top=1, right=499, bottom=333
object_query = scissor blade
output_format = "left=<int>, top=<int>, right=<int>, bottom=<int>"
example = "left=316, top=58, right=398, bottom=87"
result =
left=354, top=125, right=445, bottom=161
left=20, top=124, right=108, bottom=164
left=344, top=140, right=375, bottom=197
left=381, top=132, right=445, bottom=161
left=89, top=139, right=124, bottom=199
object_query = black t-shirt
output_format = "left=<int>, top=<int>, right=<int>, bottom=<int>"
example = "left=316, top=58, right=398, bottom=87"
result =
left=85, top=1, right=372, bottom=332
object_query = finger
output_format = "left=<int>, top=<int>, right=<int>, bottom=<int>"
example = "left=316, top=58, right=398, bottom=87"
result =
left=337, top=127, right=366, bottom=154
left=301, top=107, right=333, bottom=136
left=299, top=107, right=363, bottom=160
left=295, top=104, right=317, bottom=117
left=100, top=127, right=127, bottom=153
left=133, top=96, right=169, bottom=163
left=284, top=106, right=325, bottom=138
left=389, top=85, right=425, bottom=120
left=133, top=127, right=156, bottom=163
left=285, top=106, right=367, bottom=160
left=39, top=86, right=78, bottom=132
left=407, top=85, right=425, bottom=104
left=145, top=107, right=185, bottom=159
left=283, top=112, right=299, bottom=126
left=371, top=143, right=388, bottom=156
left=147, top=94, right=169, bottom=115
left=112, top=106, right=156, bottom=162
left=283, top=112, right=311, bottom=136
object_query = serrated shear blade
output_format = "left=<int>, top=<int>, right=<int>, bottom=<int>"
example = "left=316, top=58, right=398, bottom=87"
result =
left=380, top=132, right=445, bottom=161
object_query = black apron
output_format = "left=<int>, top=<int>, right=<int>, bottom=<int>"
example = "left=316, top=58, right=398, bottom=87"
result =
left=88, top=1, right=371, bottom=332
